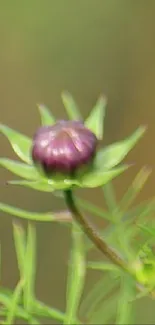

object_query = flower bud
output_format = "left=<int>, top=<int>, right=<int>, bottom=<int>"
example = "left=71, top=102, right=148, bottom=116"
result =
left=31, top=120, right=97, bottom=175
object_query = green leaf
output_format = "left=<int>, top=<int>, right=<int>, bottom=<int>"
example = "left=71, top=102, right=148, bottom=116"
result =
left=32, top=300, right=67, bottom=322
left=87, top=261, right=119, bottom=273
left=103, top=182, right=118, bottom=214
left=23, top=222, right=36, bottom=313
left=13, top=222, right=26, bottom=278
left=0, top=124, right=32, bottom=164
left=0, top=288, right=30, bottom=321
left=86, top=275, right=119, bottom=321
left=8, top=178, right=78, bottom=191
left=37, top=104, right=55, bottom=126
left=5, top=279, right=25, bottom=325
left=64, top=223, right=86, bottom=325
left=85, top=95, right=107, bottom=140
left=76, top=197, right=111, bottom=221
left=61, top=91, right=82, bottom=120
left=0, top=158, right=39, bottom=180
left=95, top=126, right=146, bottom=170
left=120, top=166, right=152, bottom=213
left=0, top=202, right=56, bottom=221
left=138, top=224, right=155, bottom=238
left=90, top=292, right=118, bottom=324
left=116, top=274, right=135, bottom=324
left=79, top=165, right=128, bottom=188
left=80, top=275, right=117, bottom=318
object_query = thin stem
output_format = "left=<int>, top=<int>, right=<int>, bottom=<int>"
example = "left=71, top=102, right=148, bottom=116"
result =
left=64, top=189, right=129, bottom=272
left=64, top=190, right=155, bottom=300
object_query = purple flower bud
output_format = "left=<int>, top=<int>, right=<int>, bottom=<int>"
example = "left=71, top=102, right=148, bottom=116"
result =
left=32, top=120, right=98, bottom=175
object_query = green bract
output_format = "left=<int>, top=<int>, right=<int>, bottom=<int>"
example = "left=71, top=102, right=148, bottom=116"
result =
left=0, top=92, right=146, bottom=192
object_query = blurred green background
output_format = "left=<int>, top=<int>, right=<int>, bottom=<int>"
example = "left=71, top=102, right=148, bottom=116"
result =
left=0, top=0, right=155, bottom=323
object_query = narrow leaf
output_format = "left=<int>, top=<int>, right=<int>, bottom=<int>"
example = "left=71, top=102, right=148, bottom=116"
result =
left=8, top=178, right=78, bottom=191
left=80, top=275, right=118, bottom=320
left=90, top=292, right=118, bottom=324
left=87, top=276, right=119, bottom=321
left=138, top=224, right=155, bottom=237
left=95, top=126, right=146, bottom=170
left=103, top=181, right=118, bottom=214
left=33, top=300, right=67, bottom=322
left=24, top=222, right=36, bottom=312
left=76, top=197, right=111, bottom=221
left=37, top=104, right=55, bottom=126
left=13, top=222, right=26, bottom=278
left=87, top=261, right=119, bottom=273
left=120, top=166, right=152, bottom=213
left=64, top=223, right=86, bottom=324
left=0, top=124, right=32, bottom=164
left=0, top=202, right=71, bottom=222
left=5, top=279, right=25, bottom=325
left=0, top=288, right=29, bottom=320
left=61, top=91, right=82, bottom=120
left=116, top=274, right=135, bottom=324
left=85, top=95, right=107, bottom=140
left=80, top=165, right=129, bottom=188
left=0, top=158, right=39, bottom=180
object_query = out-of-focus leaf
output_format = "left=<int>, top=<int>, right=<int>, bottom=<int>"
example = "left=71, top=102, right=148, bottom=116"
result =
left=64, top=223, right=85, bottom=325
left=76, top=197, right=111, bottom=221
left=32, top=300, right=68, bottom=322
left=80, top=274, right=119, bottom=320
left=0, top=158, right=39, bottom=180
left=138, top=224, right=155, bottom=238
left=0, top=288, right=29, bottom=320
left=87, top=261, right=120, bottom=273
left=79, top=276, right=108, bottom=317
left=85, top=95, right=107, bottom=140
left=23, top=222, right=36, bottom=313
left=87, top=277, right=119, bottom=323
left=37, top=104, right=55, bottom=126
left=116, top=274, right=135, bottom=324
left=79, top=165, right=129, bottom=188
left=7, top=178, right=78, bottom=191
left=120, top=166, right=152, bottom=213
left=13, top=222, right=26, bottom=278
left=102, top=181, right=118, bottom=215
left=5, top=279, right=25, bottom=325
left=0, top=124, right=32, bottom=164
left=0, top=202, right=56, bottom=221
left=95, top=126, right=146, bottom=170
left=61, top=91, right=82, bottom=120
left=89, top=292, right=118, bottom=324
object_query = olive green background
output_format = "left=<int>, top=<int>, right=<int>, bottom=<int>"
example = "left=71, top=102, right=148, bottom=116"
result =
left=0, top=1, right=155, bottom=323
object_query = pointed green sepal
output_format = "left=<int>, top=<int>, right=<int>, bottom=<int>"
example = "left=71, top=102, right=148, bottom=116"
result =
left=78, top=165, right=129, bottom=188
left=0, top=158, right=39, bottom=180
left=95, top=126, right=146, bottom=170
left=37, top=104, right=55, bottom=126
left=85, top=95, right=107, bottom=140
left=61, top=91, right=82, bottom=120
left=0, top=124, right=32, bottom=164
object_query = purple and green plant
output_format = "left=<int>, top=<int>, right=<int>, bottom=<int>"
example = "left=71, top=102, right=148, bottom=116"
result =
left=0, top=92, right=155, bottom=324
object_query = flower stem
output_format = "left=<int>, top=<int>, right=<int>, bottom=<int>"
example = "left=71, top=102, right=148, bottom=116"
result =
left=64, top=189, right=128, bottom=272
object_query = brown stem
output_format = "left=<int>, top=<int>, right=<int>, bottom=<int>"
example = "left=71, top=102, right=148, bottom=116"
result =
left=64, top=189, right=129, bottom=272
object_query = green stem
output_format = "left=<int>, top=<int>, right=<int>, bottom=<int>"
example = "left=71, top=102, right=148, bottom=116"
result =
left=64, top=189, right=128, bottom=272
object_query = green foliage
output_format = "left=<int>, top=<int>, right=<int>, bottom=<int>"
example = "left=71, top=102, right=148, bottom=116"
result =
left=0, top=92, right=154, bottom=324
left=0, top=92, right=145, bottom=191
left=37, top=104, right=56, bottom=126
left=85, top=95, right=106, bottom=139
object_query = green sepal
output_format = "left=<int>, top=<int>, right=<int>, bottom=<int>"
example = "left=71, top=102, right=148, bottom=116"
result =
left=95, top=126, right=146, bottom=170
left=0, top=124, right=32, bottom=164
left=85, top=95, right=107, bottom=140
left=37, top=104, right=55, bottom=126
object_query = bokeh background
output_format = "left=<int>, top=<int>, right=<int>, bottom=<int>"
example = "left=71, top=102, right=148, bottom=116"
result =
left=0, top=0, right=155, bottom=323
